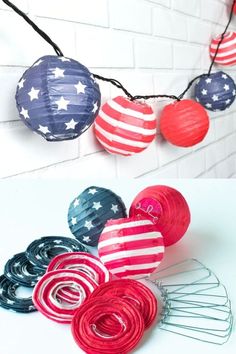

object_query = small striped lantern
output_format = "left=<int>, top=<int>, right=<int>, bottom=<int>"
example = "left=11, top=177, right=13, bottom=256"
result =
left=94, top=96, right=157, bottom=156
left=194, top=72, right=236, bottom=111
left=160, top=99, right=210, bottom=147
left=68, top=186, right=127, bottom=247
left=209, top=32, right=236, bottom=66
left=129, top=185, right=191, bottom=247
left=98, top=216, right=165, bottom=279
left=16, top=55, right=101, bottom=141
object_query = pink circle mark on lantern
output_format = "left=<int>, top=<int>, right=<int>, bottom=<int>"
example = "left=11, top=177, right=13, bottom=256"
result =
left=94, top=96, right=157, bottom=156
left=129, top=185, right=191, bottom=247
left=160, top=99, right=209, bottom=147
left=210, top=31, right=236, bottom=66
left=98, top=216, right=164, bottom=279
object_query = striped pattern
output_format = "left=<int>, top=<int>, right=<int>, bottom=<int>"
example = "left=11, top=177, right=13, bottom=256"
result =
left=210, top=32, right=236, bottom=66
left=94, top=96, right=156, bottom=156
left=98, top=217, right=164, bottom=279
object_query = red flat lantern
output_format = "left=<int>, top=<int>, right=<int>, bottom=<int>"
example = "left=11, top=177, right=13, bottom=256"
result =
left=210, top=32, right=236, bottom=66
left=98, top=216, right=164, bottom=279
left=94, top=96, right=156, bottom=156
left=160, top=99, right=209, bottom=147
left=129, top=185, right=191, bottom=247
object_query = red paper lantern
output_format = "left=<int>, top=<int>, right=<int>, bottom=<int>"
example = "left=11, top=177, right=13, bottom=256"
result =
left=160, top=99, right=209, bottom=147
left=98, top=216, right=164, bottom=279
left=129, top=185, right=191, bottom=247
left=210, top=32, right=236, bottom=66
left=94, top=96, right=156, bottom=156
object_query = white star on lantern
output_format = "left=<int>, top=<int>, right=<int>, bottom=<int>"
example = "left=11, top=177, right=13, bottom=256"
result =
left=222, top=74, right=228, bottom=79
left=83, top=236, right=91, bottom=243
left=225, top=99, right=231, bottom=105
left=33, top=59, right=43, bottom=67
left=92, top=101, right=99, bottom=113
left=71, top=217, right=77, bottom=225
left=53, top=67, right=65, bottom=78
left=74, top=81, right=86, bottom=94
left=59, top=57, right=71, bottom=62
left=88, top=188, right=97, bottom=195
left=201, top=89, right=207, bottom=95
left=205, top=103, right=212, bottom=108
left=73, top=199, right=80, bottom=207
left=55, top=96, right=70, bottom=110
left=85, top=220, right=94, bottom=230
left=92, top=202, right=102, bottom=210
left=212, top=95, right=219, bottom=102
left=18, top=78, right=25, bottom=89
left=38, top=125, right=51, bottom=134
left=20, top=107, right=29, bottom=119
left=65, top=119, right=78, bottom=130
left=28, top=87, right=40, bottom=101
left=205, top=78, right=212, bottom=84
left=224, top=84, right=230, bottom=91
left=111, top=204, right=119, bottom=213
left=233, top=90, right=236, bottom=96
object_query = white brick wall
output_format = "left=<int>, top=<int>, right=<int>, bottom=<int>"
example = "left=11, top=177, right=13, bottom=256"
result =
left=0, top=0, right=236, bottom=179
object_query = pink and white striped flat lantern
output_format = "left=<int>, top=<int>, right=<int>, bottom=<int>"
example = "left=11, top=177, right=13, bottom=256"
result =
left=210, top=31, right=236, bottom=66
left=98, top=216, right=165, bottom=279
left=94, top=96, right=157, bottom=156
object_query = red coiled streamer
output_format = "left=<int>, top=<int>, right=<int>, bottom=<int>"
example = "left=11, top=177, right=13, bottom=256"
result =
left=71, top=296, right=145, bottom=354
left=89, top=279, right=157, bottom=329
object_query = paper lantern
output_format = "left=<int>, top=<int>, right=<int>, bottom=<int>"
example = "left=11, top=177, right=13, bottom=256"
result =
left=33, top=269, right=97, bottom=323
left=94, top=96, right=156, bottom=156
left=68, top=186, right=127, bottom=247
left=209, top=32, right=236, bottom=66
left=71, top=296, right=144, bottom=354
left=15, top=55, right=101, bottom=141
left=98, top=216, right=164, bottom=279
left=160, top=99, right=209, bottom=147
left=129, top=185, right=191, bottom=247
left=195, top=71, right=236, bottom=111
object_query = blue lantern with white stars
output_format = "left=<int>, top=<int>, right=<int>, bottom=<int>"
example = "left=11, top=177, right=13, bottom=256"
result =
left=15, top=55, right=101, bottom=141
left=194, top=71, right=236, bottom=112
left=68, top=186, right=127, bottom=247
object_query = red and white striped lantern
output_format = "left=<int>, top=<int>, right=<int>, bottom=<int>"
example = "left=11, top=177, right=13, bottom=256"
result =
left=210, top=31, right=236, bottom=66
left=98, top=216, right=165, bottom=279
left=94, top=96, right=156, bottom=156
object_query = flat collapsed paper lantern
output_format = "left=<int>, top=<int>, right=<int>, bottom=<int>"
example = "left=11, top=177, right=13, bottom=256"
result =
left=94, top=96, right=156, bottom=156
left=129, top=185, right=191, bottom=247
left=16, top=55, right=101, bottom=141
left=98, top=216, right=164, bottom=279
left=195, top=71, right=236, bottom=111
left=160, top=99, right=209, bottom=147
left=68, top=186, right=127, bottom=247
left=210, top=32, right=236, bottom=66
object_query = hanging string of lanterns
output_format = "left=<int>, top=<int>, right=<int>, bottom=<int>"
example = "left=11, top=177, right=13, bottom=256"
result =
left=1, top=0, right=236, bottom=156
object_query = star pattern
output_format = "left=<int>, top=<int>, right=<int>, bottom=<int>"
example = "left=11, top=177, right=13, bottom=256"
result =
left=88, top=188, right=97, bottom=195
left=85, top=220, right=94, bottom=230
left=195, top=72, right=236, bottom=112
left=92, top=201, right=102, bottom=210
left=71, top=217, right=77, bottom=225
left=16, top=56, right=101, bottom=140
left=38, top=125, right=50, bottom=134
left=83, top=236, right=91, bottom=243
left=111, top=204, right=119, bottom=213
left=73, top=199, right=80, bottom=207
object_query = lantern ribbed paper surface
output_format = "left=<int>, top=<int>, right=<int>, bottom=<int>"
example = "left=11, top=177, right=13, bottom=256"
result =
left=94, top=96, right=156, bottom=156
left=47, top=252, right=112, bottom=285
left=195, top=72, right=236, bottom=111
left=68, top=186, right=127, bottom=246
left=0, top=275, right=36, bottom=313
left=210, top=32, right=236, bottom=66
left=129, top=185, right=191, bottom=247
left=71, top=296, right=144, bottom=354
left=89, top=279, right=157, bottom=329
left=15, top=55, right=101, bottom=141
left=98, top=216, right=164, bottom=279
left=33, top=269, right=97, bottom=323
left=160, top=99, right=210, bottom=147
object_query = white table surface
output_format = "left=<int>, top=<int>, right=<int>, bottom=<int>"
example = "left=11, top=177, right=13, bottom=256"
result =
left=0, top=179, right=235, bottom=354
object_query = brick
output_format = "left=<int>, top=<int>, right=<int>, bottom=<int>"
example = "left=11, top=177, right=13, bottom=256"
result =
left=174, top=44, right=202, bottom=69
left=75, top=25, right=134, bottom=68
left=146, top=0, right=170, bottom=7
left=0, top=0, right=28, bottom=12
left=225, top=133, right=236, bottom=156
left=153, top=73, right=189, bottom=97
left=187, top=19, right=213, bottom=45
left=215, top=115, right=234, bottom=141
left=178, top=150, right=205, bottom=178
left=201, top=0, right=228, bottom=25
left=109, top=0, right=152, bottom=34
left=199, top=168, right=216, bottom=178
left=30, top=0, right=108, bottom=27
left=215, top=158, right=234, bottom=178
left=173, top=0, right=200, bottom=17
left=110, top=71, right=154, bottom=97
left=141, top=163, right=178, bottom=178
left=157, top=137, right=191, bottom=167
left=135, top=38, right=172, bottom=68
left=205, top=140, right=226, bottom=169
left=153, top=8, right=187, bottom=41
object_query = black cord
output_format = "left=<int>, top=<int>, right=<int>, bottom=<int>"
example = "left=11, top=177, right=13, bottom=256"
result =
left=2, top=0, right=236, bottom=101
left=2, top=0, right=64, bottom=56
